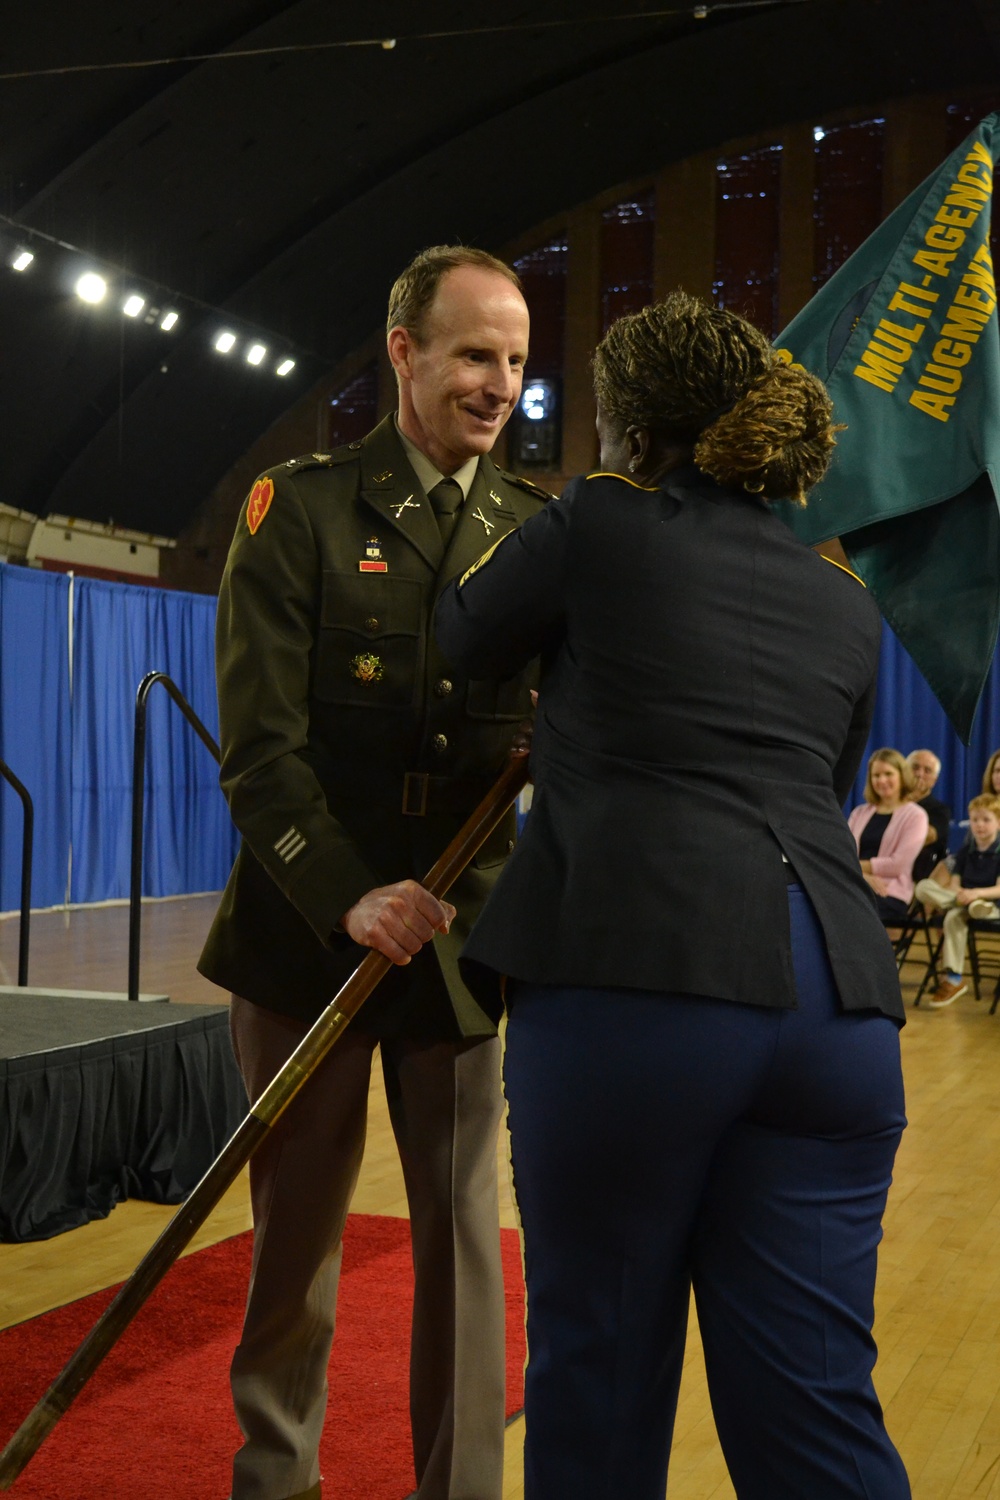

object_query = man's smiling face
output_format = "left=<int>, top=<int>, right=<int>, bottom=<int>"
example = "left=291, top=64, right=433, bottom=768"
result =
left=390, top=265, right=529, bottom=475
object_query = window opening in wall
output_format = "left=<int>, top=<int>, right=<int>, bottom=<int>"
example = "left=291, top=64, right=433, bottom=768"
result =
left=599, top=191, right=656, bottom=335
left=813, top=117, right=886, bottom=288
left=327, top=361, right=378, bottom=449
left=511, top=238, right=568, bottom=468
left=713, top=144, right=782, bottom=336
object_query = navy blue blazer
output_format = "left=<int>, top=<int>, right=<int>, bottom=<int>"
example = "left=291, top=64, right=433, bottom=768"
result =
left=435, top=466, right=903, bottom=1022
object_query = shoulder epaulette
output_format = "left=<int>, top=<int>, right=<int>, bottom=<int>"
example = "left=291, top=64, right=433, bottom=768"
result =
left=493, top=468, right=556, bottom=503
left=283, top=447, right=358, bottom=473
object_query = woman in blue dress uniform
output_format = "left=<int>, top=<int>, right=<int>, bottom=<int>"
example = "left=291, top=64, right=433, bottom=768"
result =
left=435, top=292, right=910, bottom=1499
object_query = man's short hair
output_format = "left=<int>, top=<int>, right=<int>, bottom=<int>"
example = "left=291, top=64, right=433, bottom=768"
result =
left=907, top=748, right=941, bottom=774
left=386, top=245, right=522, bottom=342
left=968, top=793, right=1000, bottom=817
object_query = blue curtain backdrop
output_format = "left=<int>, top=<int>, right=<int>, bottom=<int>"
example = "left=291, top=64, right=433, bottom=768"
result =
left=0, top=566, right=72, bottom=910
left=0, top=566, right=237, bottom=912
left=70, top=577, right=238, bottom=904
left=0, top=561, right=997, bottom=911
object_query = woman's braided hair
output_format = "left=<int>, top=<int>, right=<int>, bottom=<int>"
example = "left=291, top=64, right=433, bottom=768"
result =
left=592, top=291, right=840, bottom=505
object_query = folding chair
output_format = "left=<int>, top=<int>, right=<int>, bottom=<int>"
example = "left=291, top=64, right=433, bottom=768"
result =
left=883, top=900, right=943, bottom=1006
left=966, top=917, right=1000, bottom=1013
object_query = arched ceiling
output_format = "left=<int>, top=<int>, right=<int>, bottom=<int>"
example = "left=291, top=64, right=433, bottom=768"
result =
left=1, top=0, right=996, bottom=537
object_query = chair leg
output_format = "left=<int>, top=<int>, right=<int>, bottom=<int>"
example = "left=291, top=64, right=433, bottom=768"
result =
left=914, top=930, right=944, bottom=1007
left=968, top=926, right=982, bottom=1003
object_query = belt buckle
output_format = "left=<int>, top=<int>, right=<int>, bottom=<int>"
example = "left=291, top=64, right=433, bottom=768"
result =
left=402, top=771, right=429, bottom=816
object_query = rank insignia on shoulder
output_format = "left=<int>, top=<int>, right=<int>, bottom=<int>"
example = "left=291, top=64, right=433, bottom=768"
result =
left=312, top=452, right=332, bottom=463
left=350, top=652, right=384, bottom=683
left=359, top=538, right=388, bottom=573
left=246, top=477, right=275, bottom=535
left=459, top=531, right=513, bottom=587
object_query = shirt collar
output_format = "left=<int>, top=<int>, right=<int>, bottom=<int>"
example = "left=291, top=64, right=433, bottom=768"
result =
left=394, top=418, right=480, bottom=501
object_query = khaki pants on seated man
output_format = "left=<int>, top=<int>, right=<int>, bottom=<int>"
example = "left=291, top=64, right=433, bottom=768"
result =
left=914, top=877, right=1000, bottom=1004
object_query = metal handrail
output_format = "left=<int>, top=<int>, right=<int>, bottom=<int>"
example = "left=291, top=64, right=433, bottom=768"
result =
left=128, top=672, right=220, bottom=1001
left=0, top=759, right=33, bottom=985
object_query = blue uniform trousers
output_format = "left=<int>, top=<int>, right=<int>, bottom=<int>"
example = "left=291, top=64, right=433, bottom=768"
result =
left=503, top=885, right=910, bottom=1499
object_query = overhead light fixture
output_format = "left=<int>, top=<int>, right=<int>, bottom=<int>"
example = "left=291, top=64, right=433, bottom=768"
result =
left=214, top=330, right=236, bottom=354
left=123, top=294, right=145, bottom=317
left=11, top=249, right=34, bottom=272
left=247, top=343, right=267, bottom=366
left=75, top=271, right=108, bottom=304
left=276, top=358, right=296, bottom=377
left=813, top=125, right=826, bottom=143
left=160, top=310, right=179, bottom=331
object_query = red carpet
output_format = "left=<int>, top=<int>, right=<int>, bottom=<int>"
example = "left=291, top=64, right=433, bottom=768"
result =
left=0, top=1215, right=525, bottom=1499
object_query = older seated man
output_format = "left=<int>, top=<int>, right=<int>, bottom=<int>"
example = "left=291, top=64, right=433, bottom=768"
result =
left=908, top=748, right=951, bottom=883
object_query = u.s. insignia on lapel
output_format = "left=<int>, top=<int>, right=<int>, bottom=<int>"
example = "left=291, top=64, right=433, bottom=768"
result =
left=390, top=494, right=420, bottom=520
left=488, top=490, right=504, bottom=508
left=373, top=469, right=393, bottom=483
left=350, top=652, right=384, bottom=683
left=472, top=506, right=495, bottom=536
left=358, top=538, right=388, bottom=573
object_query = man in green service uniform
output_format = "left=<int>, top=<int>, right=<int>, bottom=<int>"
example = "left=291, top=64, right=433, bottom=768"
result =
left=199, top=245, right=548, bottom=1500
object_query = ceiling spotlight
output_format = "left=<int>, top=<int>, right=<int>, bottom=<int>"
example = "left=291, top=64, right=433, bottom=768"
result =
left=276, top=358, right=296, bottom=377
left=214, top=330, right=237, bottom=354
left=160, top=310, right=179, bottom=331
left=813, top=125, right=826, bottom=142
left=123, top=294, right=145, bottom=317
left=247, top=343, right=267, bottom=366
left=76, top=272, right=108, bottom=304
left=11, top=249, right=34, bottom=272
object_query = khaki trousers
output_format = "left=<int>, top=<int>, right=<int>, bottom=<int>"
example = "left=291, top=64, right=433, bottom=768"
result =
left=228, top=996, right=506, bottom=1500
left=914, top=877, right=1000, bottom=975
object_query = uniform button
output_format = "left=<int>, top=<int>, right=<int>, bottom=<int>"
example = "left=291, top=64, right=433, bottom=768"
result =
left=434, top=678, right=453, bottom=697
left=365, top=616, right=379, bottom=632
left=506, top=839, right=515, bottom=854
left=432, top=733, right=448, bottom=753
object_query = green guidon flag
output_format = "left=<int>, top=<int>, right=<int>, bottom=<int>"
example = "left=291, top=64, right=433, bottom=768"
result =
left=773, top=113, right=1000, bottom=742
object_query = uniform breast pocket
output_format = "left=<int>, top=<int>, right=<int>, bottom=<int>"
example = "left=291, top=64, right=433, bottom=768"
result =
left=313, top=572, right=424, bottom=708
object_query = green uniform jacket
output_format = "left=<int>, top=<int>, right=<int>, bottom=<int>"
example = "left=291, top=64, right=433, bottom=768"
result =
left=198, top=414, right=548, bottom=1038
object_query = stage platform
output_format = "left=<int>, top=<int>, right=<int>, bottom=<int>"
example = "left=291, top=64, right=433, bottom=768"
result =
left=0, top=986, right=245, bottom=1243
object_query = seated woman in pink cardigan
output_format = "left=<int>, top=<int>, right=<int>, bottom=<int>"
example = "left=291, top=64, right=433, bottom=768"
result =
left=848, top=747, right=929, bottom=923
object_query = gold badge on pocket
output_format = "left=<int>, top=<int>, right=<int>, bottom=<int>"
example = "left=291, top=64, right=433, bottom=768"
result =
left=350, top=652, right=384, bottom=683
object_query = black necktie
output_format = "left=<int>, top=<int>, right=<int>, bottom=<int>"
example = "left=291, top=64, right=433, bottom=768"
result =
left=429, top=478, right=463, bottom=548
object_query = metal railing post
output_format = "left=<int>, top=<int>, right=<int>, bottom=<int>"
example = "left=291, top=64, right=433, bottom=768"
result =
left=128, top=672, right=221, bottom=1001
left=0, top=760, right=33, bottom=986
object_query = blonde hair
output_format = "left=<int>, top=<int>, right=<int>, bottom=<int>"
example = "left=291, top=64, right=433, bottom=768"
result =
left=968, top=793, right=1000, bottom=818
left=981, top=749, right=1000, bottom=795
left=864, top=748, right=918, bottom=805
left=592, top=290, right=839, bottom=505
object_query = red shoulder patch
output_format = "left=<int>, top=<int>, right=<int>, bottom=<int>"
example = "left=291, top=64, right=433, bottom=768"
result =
left=246, top=477, right=275, bottom=535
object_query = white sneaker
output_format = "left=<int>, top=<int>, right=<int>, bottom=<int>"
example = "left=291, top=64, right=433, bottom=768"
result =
left=968, top=899, right=999, bottom=920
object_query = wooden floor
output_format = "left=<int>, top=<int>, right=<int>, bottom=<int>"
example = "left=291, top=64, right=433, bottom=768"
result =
left=3, top=899, right=1000, bottom=1497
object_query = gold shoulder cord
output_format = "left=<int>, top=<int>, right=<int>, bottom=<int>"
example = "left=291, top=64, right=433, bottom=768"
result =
left=586, top=471, right=660, bottom=492
left=821, top=555, right=866, bottom=587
